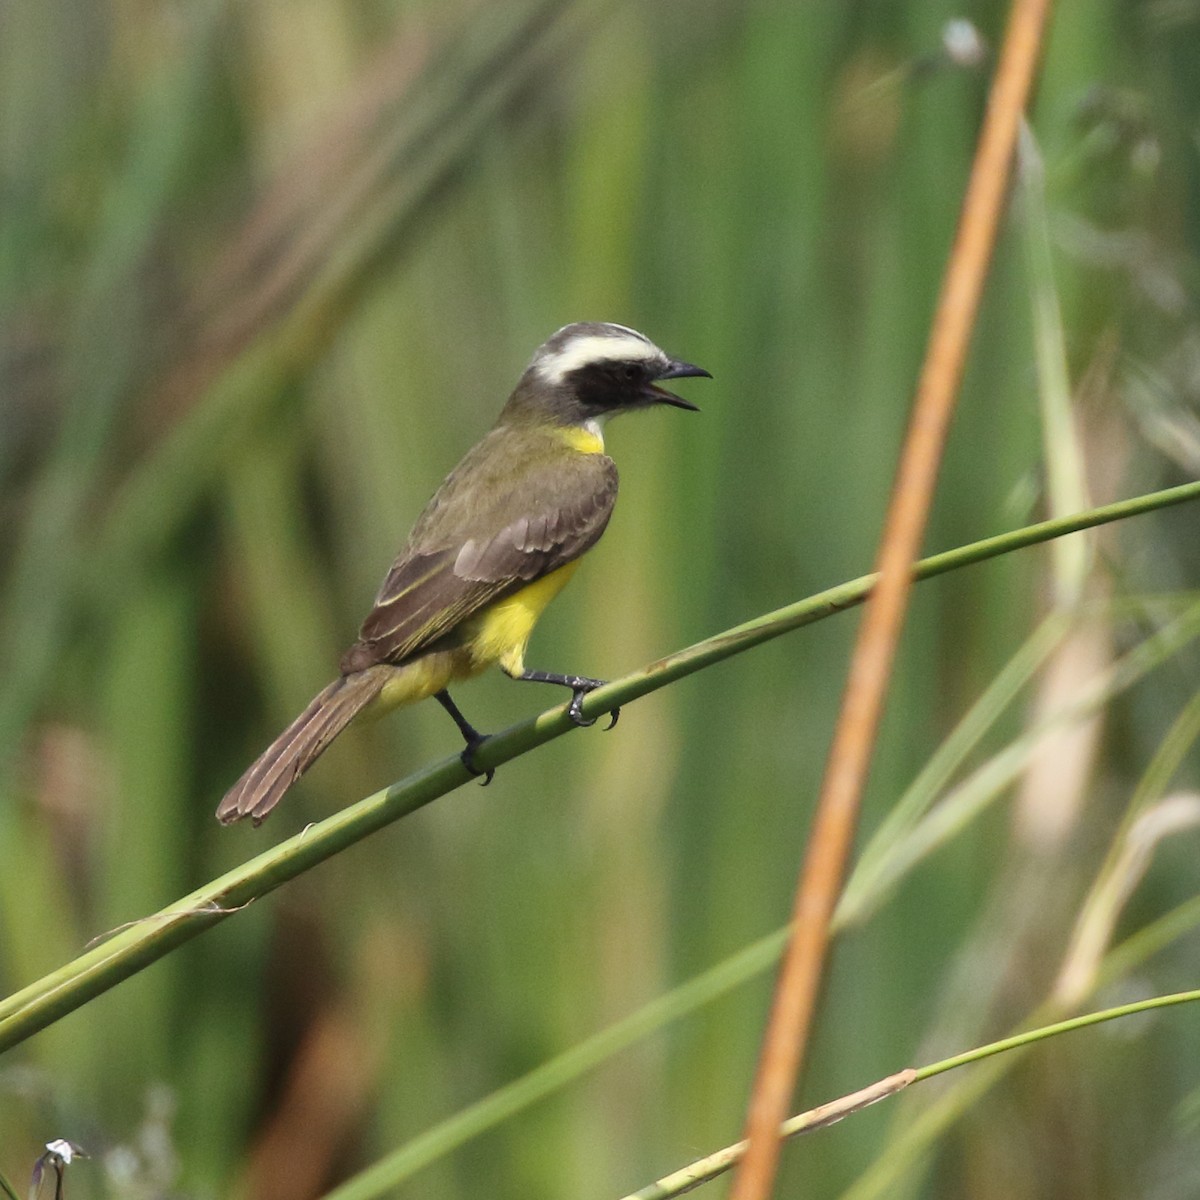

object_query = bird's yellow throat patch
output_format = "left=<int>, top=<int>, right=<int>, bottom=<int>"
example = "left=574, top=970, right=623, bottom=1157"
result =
left=558, top=421, right=605, bottom=454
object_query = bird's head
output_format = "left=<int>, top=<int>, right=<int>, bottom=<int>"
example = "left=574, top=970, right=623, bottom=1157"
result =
left=502, top=322, right=710, bottom=429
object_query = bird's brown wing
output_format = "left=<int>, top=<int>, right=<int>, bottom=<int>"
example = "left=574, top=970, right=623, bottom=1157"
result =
left=341, top=447, right=617, bottom=671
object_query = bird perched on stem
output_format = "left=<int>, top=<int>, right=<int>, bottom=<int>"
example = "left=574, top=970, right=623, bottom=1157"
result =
left=217, top=322, right=709, bottom=825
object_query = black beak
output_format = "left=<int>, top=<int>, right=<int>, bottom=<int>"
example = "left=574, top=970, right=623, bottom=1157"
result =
left=647, top=359, right=711, bottom=410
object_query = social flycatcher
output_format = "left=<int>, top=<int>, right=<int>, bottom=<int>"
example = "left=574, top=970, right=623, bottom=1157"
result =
left=217, top=322, right=709, bottom=824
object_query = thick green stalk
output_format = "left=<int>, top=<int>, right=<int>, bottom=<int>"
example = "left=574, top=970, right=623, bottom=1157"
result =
left=0, top=480, right=1196, bottom=1053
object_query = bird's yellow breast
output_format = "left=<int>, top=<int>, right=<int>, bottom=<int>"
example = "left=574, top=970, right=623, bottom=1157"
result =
left=364, top=553, right=586, bottom=719
left=464, top=561, right=580, bottom=676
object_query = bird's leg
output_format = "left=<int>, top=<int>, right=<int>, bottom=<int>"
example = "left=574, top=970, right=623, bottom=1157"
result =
left=516, top=670, right=620, bottom=730
left=435, top=690, right=494, bottom=785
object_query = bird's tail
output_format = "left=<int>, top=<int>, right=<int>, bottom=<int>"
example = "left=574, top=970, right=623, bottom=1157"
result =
left=217, top=668, right=389, bottom=825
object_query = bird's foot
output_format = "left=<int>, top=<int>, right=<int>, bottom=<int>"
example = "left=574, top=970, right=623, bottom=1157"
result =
left=516, top=671, right=619, bottom=730
left=436, top=689, right=495, bottom=785
left=460, top=734, right=495, bottom=786
left=564, top=677, right=619, bottom=730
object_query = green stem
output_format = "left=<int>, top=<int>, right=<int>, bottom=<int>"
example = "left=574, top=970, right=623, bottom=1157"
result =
left=914, top=987, right=1200, bottom=1080
left=622, top=989, right=1200, bottom=1200
left=0, top=479, right=1197, bottom=1052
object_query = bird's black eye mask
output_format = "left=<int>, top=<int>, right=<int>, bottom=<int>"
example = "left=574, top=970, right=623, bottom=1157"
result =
left=565, top=355, right=706, bottom=415
left=569, top=359, right=657, bottom=409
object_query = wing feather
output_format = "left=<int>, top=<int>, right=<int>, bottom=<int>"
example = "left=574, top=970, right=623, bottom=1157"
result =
left=340, top=437, right=617, bottom=672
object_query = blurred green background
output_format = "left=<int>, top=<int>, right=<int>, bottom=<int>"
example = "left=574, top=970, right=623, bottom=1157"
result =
left=3, top=0, right=1200, bottom=1196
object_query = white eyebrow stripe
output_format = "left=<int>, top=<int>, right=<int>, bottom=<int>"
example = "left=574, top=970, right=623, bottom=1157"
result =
left=535, top=334, right=661, bottom=384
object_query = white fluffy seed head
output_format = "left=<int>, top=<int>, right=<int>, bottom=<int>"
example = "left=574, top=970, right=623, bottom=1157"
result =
left=530, top=322, right=667, bottom=385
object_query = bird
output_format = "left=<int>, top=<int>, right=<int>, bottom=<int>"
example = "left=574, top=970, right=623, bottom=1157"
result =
left=216, top=322, right=709, bottom=824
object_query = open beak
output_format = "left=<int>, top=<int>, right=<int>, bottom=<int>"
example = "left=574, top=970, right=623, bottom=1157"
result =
left=647, top=359, right=711, bottom=410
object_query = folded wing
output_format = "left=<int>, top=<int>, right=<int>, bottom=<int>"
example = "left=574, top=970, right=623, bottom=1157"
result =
left=340, top=442, right=617, bottom=672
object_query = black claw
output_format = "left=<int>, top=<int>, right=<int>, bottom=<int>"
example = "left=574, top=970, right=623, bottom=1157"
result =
left=567, top=691, right=597, bottom=727
left=460, top=738, right=494, bottom=786
left=567, top=691, right=620, bottom=730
